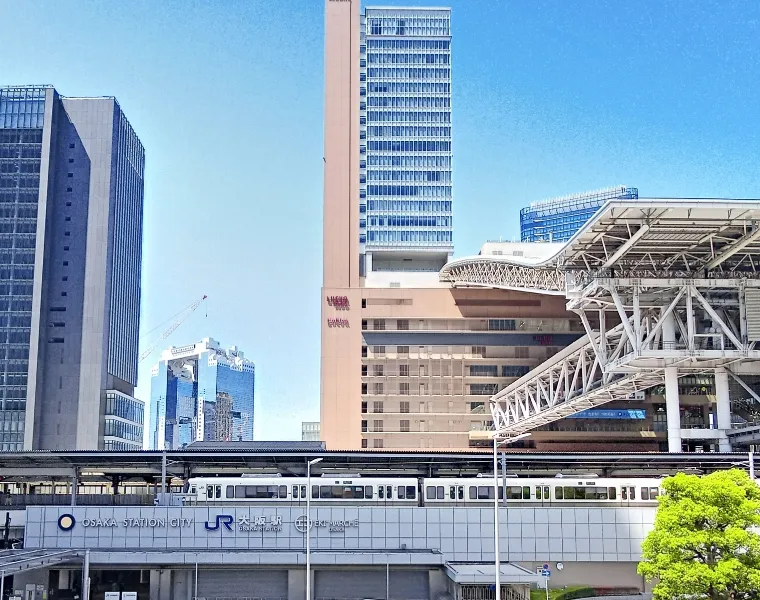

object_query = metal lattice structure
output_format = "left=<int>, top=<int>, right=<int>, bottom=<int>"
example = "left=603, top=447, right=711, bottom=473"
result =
left=443, top=198, right=760, bottom=444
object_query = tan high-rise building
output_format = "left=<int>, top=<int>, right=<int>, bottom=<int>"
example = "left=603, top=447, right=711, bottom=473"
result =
left=320, top=1, right=661, bottom=452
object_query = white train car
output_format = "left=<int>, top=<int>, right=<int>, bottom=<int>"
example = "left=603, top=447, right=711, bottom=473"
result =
left=188, top=475, right=420, bottom=506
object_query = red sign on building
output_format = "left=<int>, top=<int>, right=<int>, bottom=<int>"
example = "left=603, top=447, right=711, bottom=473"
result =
left=327, top=295, right=350, bottom=310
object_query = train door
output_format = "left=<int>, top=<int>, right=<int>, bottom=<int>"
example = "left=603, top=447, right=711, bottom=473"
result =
left=621, top=485, right=636, bottom=505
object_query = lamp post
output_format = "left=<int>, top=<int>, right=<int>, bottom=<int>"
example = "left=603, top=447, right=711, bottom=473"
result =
left=306, top=457, right=323, bottom=600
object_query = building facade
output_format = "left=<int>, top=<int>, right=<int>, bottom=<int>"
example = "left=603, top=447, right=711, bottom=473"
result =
left=0, top=85, right=145, bottom=451
left=520, top=186, right=638, bottom=243
left=301, top=421, right=321, bottom=442
left=360, top=7, right=453, bottom=275
left=148, top=338, right=255, bottom=450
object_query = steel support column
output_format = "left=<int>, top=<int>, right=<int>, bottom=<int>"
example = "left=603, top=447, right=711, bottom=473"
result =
left=715, top=368, right=732, bottom=452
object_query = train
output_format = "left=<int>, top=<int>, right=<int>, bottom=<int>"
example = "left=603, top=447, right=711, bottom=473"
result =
left=187, top=474, right=666, bottom=507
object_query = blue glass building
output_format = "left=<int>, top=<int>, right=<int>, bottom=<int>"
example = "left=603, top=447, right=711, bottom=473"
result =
left=148, top=338, right=255, bottom=450
left=520, top=186, right=639, bottom=243
left=360, top=7, right=453, bottom=274
left=0, top=85, right=145, bottom=451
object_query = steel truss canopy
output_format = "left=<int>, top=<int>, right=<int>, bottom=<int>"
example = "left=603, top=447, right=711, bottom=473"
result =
left=439, top=199, right=760, bottom=441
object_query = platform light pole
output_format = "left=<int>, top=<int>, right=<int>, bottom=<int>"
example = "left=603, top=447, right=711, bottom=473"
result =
left=306, top=457, right=322, bottom=600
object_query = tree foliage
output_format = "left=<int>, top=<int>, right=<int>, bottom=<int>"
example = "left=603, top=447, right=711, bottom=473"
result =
left=638, top=468, right=760, bottom=599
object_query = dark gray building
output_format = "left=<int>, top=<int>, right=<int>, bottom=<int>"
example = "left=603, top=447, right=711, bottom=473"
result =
left=0, top=85, right=145, bottom=451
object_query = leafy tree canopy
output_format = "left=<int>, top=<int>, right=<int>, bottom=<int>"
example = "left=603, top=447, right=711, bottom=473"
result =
left=638, top=468, right=760, bottom=599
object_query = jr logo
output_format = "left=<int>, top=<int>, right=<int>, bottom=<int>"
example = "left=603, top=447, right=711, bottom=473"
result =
left=205, top=515, right=234, bottom=531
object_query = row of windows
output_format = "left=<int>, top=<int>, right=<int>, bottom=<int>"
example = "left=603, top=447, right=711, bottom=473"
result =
left=0, top=251, right=35, bottom=265
left=424, top=485, right=637, bottom=502
left=367, top=18, right=450, bottom=37
left=0, top=146, right=40, bottom=159
left=0, top=191, right=38, bottom=204
left=365, top=185, right=452, bottom=197
left=364, top=157, right=450, bottom=170
left=0, top=207, right=37, bottom=219
left=367, top=96, right=450, bottom=108
left=104, top=418, right=143, bottom=442
left=367, top=141, right=451, bottom=152
left=366, top=111, right=450, bottom=123
left=0, top=162, right=40, bottom=174
left=104, top=440, right=141, bottom=451
left=367, top=68, right=450, bottom=80
left=366, top=170, right=450, bottom=182
left=0, top=236, right=36, bottom=249
left=367, top=53, right=450, bottom=65
left=0, top=130, right=43, bottom=144
left=366, top=39, right=450, bottom=50
left=368, top=82, right=450, bottom=94
left=366, top=200, right=452, bottom=212
left=217, top=484, right=417, bottom=500
left=105, top=393, right=144, bottom=424
left=367, top=126, right=451, bottom=138
left=0, top=299, right=33, bottom=311
left=0, top=316, right=31, bottom=328
left=367, top=216, right=451, bottom=227
left=367, top=230, right=452, bottom=243
left=0, top=176, right=39, bottom=189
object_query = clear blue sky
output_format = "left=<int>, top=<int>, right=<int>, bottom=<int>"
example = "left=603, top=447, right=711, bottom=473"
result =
left=2, top=0, right=758, bottom=440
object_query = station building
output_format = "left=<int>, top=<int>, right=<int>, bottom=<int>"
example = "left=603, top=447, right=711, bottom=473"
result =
left=1, top=449, right=753, bottom=600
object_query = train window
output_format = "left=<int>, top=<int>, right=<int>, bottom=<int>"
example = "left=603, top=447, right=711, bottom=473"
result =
left=436, top=486, right=444, bottom=499
left=608, top=487, right=616, bottom=500
left=398, top=486, right=406, bottom=499
left=190, top=486, right=196, bottom=494
left=543, top=486, right=549, bottom=499
left=650, top=487, right=659, bottom=499
left=379, top=486, right=384, bottom=499
left=523, top=486, right=530, bottom=499
left=216, top=486, right=222, bottom=499
left=387, top=486, right=392, bottom=499
left=426, top=487, right=436, bottom=500
left=301, top=485, right=306, bottom=498
left=365, top=486, right=373, bottom=498
left=506, top=486, right=523, bottom=500
left=207, top=485, right=214, bottom=498
left=641, top=487, right=650, bottom=501
left=407, top=486, right=416, bottom=499
left=477, top=486, right=494, bottom=500
left=536, top=486, right=542, bottom=501
left=469, top=486, right=477, bottom=500
left=292, top=485, right=299, bottom=499
left=279, top=485, right=287, bottom=498
left=555, top=487, right=563, bottom=500
left=449, top=486, right=456, bottom=500
left=458, top=486, right=464, bottom=500
left=312, top=485, right=319, bottom=499
left=226, top=486, right=234, bottom=499
left=629, top=487, right=635, bottom=500
left=498, top=487, right=504, bottom=500
left=621, top=487, right=627, bottom=500
left=353, top=486, right=365, bottom=499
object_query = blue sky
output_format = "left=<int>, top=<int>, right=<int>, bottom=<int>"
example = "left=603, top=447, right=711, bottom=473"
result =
left=2, top=0, right=758, bottom=440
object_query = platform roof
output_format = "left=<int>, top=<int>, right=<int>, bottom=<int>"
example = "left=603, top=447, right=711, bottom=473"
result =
left=0, top=450, right=755, bottom=481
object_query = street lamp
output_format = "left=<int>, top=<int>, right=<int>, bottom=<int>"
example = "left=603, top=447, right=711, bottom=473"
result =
left=492, top=432, right=530, bottom=600
left=306, top=457, right=323, bottom=600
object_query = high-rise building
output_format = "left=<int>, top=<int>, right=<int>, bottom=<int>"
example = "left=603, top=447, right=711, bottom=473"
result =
left=520, top=186, right=639, bottom=243
left=0, top=85, right=145, bottom=451
left=360, top=6, right=453, bottom=275
left=148, top=338, right=255, bottom=450
left=301, top=421, right=321, bottom=442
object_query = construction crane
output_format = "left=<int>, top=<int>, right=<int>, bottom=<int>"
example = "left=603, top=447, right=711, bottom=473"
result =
left=139, top=295, right=208, bottom=363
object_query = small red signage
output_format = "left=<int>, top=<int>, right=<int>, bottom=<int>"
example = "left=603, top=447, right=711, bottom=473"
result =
left=327, top=295, right=350, bottom=310
left=327, top=318, right=349, bottom=328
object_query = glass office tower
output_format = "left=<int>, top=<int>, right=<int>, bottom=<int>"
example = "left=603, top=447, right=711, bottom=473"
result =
left=520, top=186, right=639, bottom=243
left=360, top=7, right=453, bottom=273
left=149, top=338, right=255, bottom=450
left=0, top=85, right=145, bottom=451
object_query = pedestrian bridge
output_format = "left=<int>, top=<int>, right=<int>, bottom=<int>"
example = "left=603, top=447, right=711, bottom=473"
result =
left=441, top=199, right=760, bottom=447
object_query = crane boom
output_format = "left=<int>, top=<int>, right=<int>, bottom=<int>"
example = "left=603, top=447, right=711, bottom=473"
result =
left=138, top=295, right=208, bottom=363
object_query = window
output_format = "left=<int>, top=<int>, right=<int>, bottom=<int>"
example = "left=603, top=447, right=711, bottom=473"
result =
left=361, top=420, right=368, bottom=432
left=400, top=419, right=409, bottom=432
left=362, top=346, right=368, bottom=357
left=399, top=383, right=409, bottom=395
left=361, top=439, right=368, bottom=448
left=399, top=364, right=409, bottom=376
left=397, top=486, right=415, bottom=499
left=64, top=231, right=70, bottom=236
left=400, top=401, right=409, bottom=413
left=362, top=319, right=368, bottom=330
left=365, top=486, right=373, bottom=498
left=374, top=346, right=385, bottom=357
left=69, top=143, right=75, bottom=149
left=488, top=319, right=516, bottom=331
left=65, top=217, right=71, bottom=222
left=373, top=382, right=383, bottom=395
left=373, top=439, right=383, bottom=448
left=65, top=202, right=71, bottom=207
left=515, top=347, right=530, bottom=359
left=61, top=292, right=67, bottom=297
left=373, top=420, right=383, bottom=432
left=361, top=401, right=367, bottom=414
left=66, top=187, right=72, bottom=192
left=373, top=401, right=383, bottom=413
left=469, top=365, right=498, bottom=377
left=641, top=487, right=650, bottom=501
left=471, top=346, right=486, bottom=357
left=361, top=383, right=368, bottom=394
left=373, top=364, right=384, bottom=376
left=63, top=246, right=69, bottom=251
left=398, top=346, right=409, bottom=355
left=362, top=299, right=367, bottom=308
left=470, top=383, right=499, bottom=395
left=63, top=261, right=68, bottom=266
left=67, top=173, right=73, bottom=178
left=226, top=486, right=234, bottom=499
left=373, top=319, right=385, bottom=330
left=362, top=365, right=368, bottom=376
left=292, top=485, right=299, bottom=499
left=397, top=319, right=409, bottom=330
left=68, top=158, right=74, bottom=164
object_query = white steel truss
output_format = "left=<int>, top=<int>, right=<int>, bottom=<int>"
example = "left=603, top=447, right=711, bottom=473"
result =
left=440, top=258, right=564, bottom=294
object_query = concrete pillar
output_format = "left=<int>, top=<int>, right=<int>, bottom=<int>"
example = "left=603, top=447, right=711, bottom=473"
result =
left=715, top=368, right=732, bottom=452
left=287, top=568, right=306, bottom=600
left=171, top=570, right=191, bottom=600
left=665, top=368, right=681, bottom=452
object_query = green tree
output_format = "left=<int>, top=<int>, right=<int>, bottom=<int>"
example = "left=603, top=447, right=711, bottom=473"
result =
left=638, top=468, right=760, bottom=599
